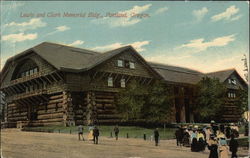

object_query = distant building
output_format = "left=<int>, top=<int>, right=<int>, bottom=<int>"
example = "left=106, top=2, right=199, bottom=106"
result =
left=0, top=42, right=247, bottom=127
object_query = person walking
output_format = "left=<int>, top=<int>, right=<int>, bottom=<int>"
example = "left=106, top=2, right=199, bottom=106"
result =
left=78, top=124, right=85, bottom=141
left=175, top=127, right=183, bottom=146
left=114, top=125, right=119, bottom=140
left=93, top=126, right=99, bottom=144
left=207, top=134, right=219, bottom=158
left=229, top=134, right=239, bottom=158
left=154, top=128, right=160, bottom=146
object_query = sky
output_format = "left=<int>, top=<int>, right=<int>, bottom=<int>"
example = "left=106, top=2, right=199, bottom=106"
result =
left=1, top=1, right=249, bottom=80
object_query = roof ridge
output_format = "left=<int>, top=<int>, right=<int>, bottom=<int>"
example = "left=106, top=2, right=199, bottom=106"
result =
left=148, top=62, right=203, bottom=75
left=103, top=45, right=132, bottom=54
left=41, top=41, right=100, bottom=54
left=205, top=68, right=235, bottom=74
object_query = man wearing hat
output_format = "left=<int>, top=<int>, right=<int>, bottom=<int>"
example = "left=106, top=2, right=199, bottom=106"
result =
left=93, top=126, right=100, bottom=144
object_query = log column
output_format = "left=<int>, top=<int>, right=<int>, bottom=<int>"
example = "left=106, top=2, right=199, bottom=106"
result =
left=85, top=91, right=97, bottom=125
left=179, top=87, right=186, bottom=123
left=169, top=99, right=176, bottom=123
left=62, top=91, right=75, bottom=126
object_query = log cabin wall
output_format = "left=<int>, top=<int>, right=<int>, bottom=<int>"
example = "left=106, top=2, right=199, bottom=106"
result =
left=32, top=92, right=64, bottom=126
left=2, top=43, right=247, bottom=127
left=2, top=53, right=66, bottom=127
left=71, top=92, right=86, bottom=125
left=94, top=91, right=118, bottom=124
left=221, top=72, right=245, bottom=122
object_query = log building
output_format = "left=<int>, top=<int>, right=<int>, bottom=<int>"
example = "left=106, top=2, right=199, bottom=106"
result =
left=0, top=42, right=247, bottom=127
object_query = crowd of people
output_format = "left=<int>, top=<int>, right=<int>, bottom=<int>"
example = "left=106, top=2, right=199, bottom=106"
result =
left=175, top=121, right=242, bottom=158
left=76, top=121, right=246, bottom=158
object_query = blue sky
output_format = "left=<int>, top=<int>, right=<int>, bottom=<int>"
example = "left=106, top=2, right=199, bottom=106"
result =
left=1, top=1, right=249, bottom=79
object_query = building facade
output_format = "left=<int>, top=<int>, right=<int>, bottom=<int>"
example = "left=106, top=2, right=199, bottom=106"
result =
left=0, top=42, right=247, bottom=127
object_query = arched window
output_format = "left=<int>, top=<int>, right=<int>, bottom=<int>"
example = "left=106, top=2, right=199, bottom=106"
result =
left=11, top=59, right=39, bottom=80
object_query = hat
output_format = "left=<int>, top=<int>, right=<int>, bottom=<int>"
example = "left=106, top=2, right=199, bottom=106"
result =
left=211, top=120, right=215, bottom=123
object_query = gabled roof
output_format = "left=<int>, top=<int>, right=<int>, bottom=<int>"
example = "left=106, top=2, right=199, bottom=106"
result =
left=205, top=69, right=235, bottom=82
left=205, top=69, right=248, bottom=88
left=149, top=62, right=203, bottom=84
left=1, top=42, right=247, bottom=87
left=1, top=42, right=161, bottom=78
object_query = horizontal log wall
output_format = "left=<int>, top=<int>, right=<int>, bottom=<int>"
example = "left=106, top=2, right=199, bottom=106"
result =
left=94, top=91, right=121, bottom=124
left=221, top=101, right=242, bottom=122
left=7, top=103, right=28, bottom=122
left=6, top=92, right=66, bottom=127
left=34, top=92, right=64, bottom=126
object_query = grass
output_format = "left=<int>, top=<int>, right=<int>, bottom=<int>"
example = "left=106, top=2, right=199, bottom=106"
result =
left=22, top=125, right=176, bottom=140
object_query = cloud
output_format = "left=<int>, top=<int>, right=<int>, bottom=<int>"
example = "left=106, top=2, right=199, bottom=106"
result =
left=211, top=5, right=241, bottom=22
left=179, top=34, right=236, bottom=52
left=46, top=25, right=70, bottom=36
left=2, top=33, right=37, bottom=43
left=55, top=25, right=70, bottom=32
left=193, top=7, right=208, bottom=21
left=93, top=4, right=151, bottom=27
left=4, top=18, right=47, bottom=32
left=92, top=41, right=150, bottom=52
left=230, top=15, right=243, bottom=21
left=130, top=41, right=150, bottom=52
left=68, top=40, right=84, bottom=46
left=155, top=7, right=168, bottom=15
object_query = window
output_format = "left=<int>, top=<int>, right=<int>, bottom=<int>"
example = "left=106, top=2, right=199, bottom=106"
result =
left=30, top=69, right=34, bottom=75
left=108, top=77, right=113, bottom=87
left=21, top=72, right=25, bottom=77
left=229, top=79, right=236, bottom=85
left=129, top=62, right=135, bottom=69
left=117, top=60, right=124, bottom=67
left=34, top=67, right=38, bottom=73
left=233, top=93, right=236, bottom=98
left=228, top=92, right=236, bottom=98
left=30, top=85, right=34, bottom=92
left=121, top=79, right=126, bottom=88
left=231, top=79, right=236, bottom=85
left=25, top=71, right=29, bottom=76
left=25, top=86, right=29, bottom=93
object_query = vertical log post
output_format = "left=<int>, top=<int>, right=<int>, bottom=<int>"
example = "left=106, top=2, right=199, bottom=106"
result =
left=62, top=91, right=75, bottom=126
left=85, top=91, right=97, bottom=125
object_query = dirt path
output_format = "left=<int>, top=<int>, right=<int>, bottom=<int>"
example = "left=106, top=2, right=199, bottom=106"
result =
left=1, top=129, right=248, bottom=158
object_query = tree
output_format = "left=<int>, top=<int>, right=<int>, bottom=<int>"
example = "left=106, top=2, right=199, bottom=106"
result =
left=194, top=77, right=227, bottom=120
left=142, top=81, right=172, bottom=122
left=235, top=88, right=248, bottom=115
left=116, top=80, right=173, bottom=122
left=116, top=79, right=147, bottom=120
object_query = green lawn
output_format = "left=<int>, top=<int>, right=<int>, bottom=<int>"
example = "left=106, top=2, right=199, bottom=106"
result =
left=22, top=125, right=177, bottom=140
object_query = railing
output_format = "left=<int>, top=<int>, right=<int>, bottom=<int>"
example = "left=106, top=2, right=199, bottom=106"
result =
left=8, top=89, right=47, bottom=101
left=10, top=71, right=47, bottom=85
